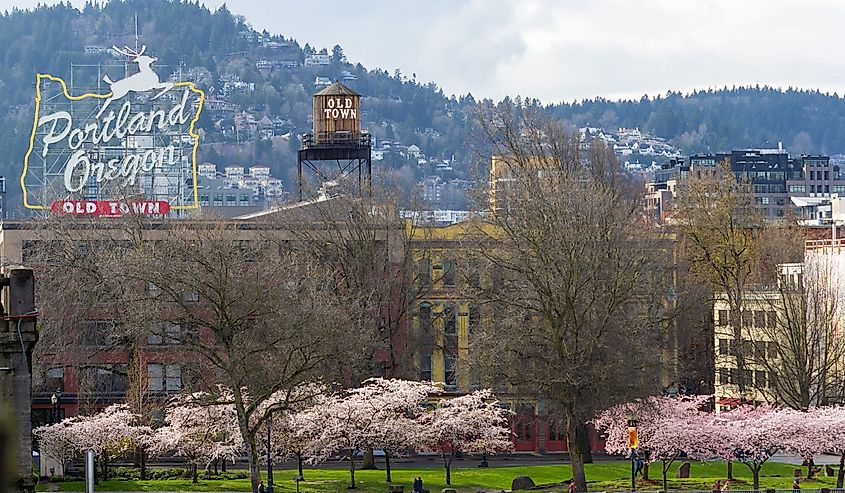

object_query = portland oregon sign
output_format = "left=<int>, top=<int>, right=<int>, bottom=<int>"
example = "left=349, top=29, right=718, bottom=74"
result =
left=21, top=45, right=205, bottom=216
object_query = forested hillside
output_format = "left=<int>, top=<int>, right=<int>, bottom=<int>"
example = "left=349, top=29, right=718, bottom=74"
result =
left=548, top=87, right=845, bottom=155
left=2, top=0, right=845, bottom=211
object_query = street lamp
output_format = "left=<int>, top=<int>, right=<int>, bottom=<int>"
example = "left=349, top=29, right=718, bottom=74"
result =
left=627, top=412, right=639, bottom=493
left=266, top=411, right=274, bottom=493
left=50, top=392, right=61, bottom=424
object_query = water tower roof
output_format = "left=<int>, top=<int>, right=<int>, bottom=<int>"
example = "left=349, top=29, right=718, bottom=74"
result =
left=314, top=81, right=360, bottom=96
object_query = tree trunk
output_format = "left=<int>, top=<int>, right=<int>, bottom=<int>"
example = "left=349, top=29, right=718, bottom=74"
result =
left=101, top=452, right=108, bottom=481
left=807, top=457, right=815, bottom=479
left=349, top=452, right=357, bottom=489
left=222, top=459, right=227, bottom=473
left=140, top=447, right=146, bottom=480
left=445, top=455, right=452, bottom=486
left=245, top=440, right=260, bottom=493
left=727, top=461, right=734, bottom=480
left=297, top=453, right=304, bottom=480
left=576, top=423, right=593, bottom=464
left=566, top=415, right=587, bottom=493
left=753, top=466, right=760, bottom=491
left=233, top=388, right=260, bottom=493
left=643, top=450, right=651, bottom=480
left=837, top=453, right=844, bottom=489
left=214, top=459, right=218, bottom=475
left=361, top=448, right=377, bottom=470
left=192, top=463, right=198, bottom=484
left=385, top=450, right=392, bottom=483
left=662, top=458, right=676, bottom=493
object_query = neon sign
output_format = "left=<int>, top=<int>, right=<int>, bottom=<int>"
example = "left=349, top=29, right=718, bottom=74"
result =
left=21, top=45, right=205, bottom=214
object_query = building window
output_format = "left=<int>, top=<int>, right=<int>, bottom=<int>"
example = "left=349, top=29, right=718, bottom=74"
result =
left=148, top=321, right=182, bottom=345
left=86, top=364, right=127, bottom=393
left=789, top=185, right=806, bottom=193
left=81, top=320, right=116, bottom=346
left=148, top=363, right=182, bottom=392
left=38, top=367, right=65, bottom=393
left=182, top=291, right=199, bottom=303
left=442, top=259, right=456, bottom=287
left=767, top=341, right=779, bottom=358
left=753, top=311, right=766, bottom=328
left=419, top=353, right=432, bottom=382
left=444, top=356, right=457, bottom=388
left=718, top=309, right=729, bottom=326
left=213, top=194, right=223, bottom=206
left=755, top=370, right=768, bottom=388
left=718, top=368, right=730, bottom=385
left=468, top=305, right=481, bottom=334
left=741, top=311, right=752, bottom=327
left=753, top=341, right=767, bottom=359
left=443, top=303, right=457, bottom=335
left=418, top=259, right=432, bottom=287
left=767, top=311, right=777, bottom=328
left=718, top=338, right=730, bottom=356
left=239, top=194, right=250, bottom=206
left=419, top=303, right=432, bottom=331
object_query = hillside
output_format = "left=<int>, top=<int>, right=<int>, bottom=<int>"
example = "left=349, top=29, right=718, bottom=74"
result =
left=0, top=0, right=480, bottom=210
left=2, top=1, right=845, bottom=212
left=548, top=86, right=845, bottom=156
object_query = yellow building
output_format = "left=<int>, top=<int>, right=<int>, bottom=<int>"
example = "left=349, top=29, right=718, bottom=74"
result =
left=713, top=290, right=779, bottom=410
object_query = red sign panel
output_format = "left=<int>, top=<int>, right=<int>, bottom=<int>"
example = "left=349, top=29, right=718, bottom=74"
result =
left=51, top=200, right=170, bottom=217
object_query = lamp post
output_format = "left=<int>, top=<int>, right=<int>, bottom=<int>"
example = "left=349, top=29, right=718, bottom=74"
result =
left=627, top=412, right=639, bottom=492
left=50, top=392, right=60, bottom=424
left=266, top=411, right=274, bottom=493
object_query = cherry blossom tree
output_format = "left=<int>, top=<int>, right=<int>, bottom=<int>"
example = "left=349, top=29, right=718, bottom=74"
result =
left=268, top=407, right=322, bottom=481
left=300, top=379, right=438, bottom=489
left=806, top=407, right=845, bottom=487
left=33, top=420, right=78, bottom=477
left=33, top=405, right=151, bottom=480
left=698, top=405, right=783, bottom=491
left=151, top=393, right=243, bottom=482
left=74, top=405, right=152, bottom=480
left=419, top=389, right=513, bottom=486
left=361, top=379, right=436, bottom=483
left=594, top=396, right=710, bottom=492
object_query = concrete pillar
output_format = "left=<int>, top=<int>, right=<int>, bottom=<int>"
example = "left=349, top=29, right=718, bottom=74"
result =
left=0, top=269, right=38, bottom=493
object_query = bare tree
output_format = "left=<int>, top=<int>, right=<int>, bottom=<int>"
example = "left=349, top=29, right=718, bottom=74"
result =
left=748, top=256, right=845, bottom=410
left=25, top=216, right=351, bottom=493
left=674, top=159, right=763, bottom=393
left=469, top=103, right=665, bottom=492
left=118, top=219, right=348, bottom=493
left=264, top=190, right=442, bottom=469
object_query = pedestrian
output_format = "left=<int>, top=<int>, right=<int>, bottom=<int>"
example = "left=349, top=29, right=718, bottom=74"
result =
left=635, top=457, right=644, bottom=476
left=569, top=480, right=576, bottom=493
left=258, top=481, right=265, bottom=493
left=413, top=476, right=423, bottom=493
left=713, top=479, right=721, bottom=493
left=793, top=478, right=801, bottom=491
left=722, top=480, right=730, bottom=493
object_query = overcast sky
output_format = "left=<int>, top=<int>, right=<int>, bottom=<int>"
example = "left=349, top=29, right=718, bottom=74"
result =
left=3, top=0, right=845, bottom=103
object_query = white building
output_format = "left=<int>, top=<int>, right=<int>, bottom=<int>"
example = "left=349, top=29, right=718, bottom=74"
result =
left=304, top=54, right=332, bottom=66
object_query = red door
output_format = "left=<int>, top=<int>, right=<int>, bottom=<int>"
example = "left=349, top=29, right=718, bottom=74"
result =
left=511, top=414, right=538, bottom=451
left=546, top=416, right=568, bottom=451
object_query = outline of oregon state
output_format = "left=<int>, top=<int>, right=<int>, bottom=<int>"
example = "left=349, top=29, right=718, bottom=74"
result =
left=21, top=72, right=205, bottom=210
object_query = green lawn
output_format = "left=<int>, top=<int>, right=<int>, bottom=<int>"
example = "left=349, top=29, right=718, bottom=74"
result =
left=38, top=461, right=837, bottom=493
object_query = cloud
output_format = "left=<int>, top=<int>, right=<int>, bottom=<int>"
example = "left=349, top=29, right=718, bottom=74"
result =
left=3, top=0, right=845, bottom=102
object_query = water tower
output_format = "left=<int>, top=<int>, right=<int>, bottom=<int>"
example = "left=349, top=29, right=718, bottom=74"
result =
left=298, top=81, right=372, bottom=199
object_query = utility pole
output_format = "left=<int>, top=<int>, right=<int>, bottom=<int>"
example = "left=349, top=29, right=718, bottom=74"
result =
left=0, top=269, right=39, bottom=493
